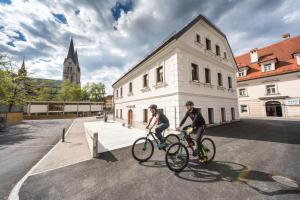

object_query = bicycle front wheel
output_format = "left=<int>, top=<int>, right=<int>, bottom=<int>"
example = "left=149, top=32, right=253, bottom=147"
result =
left=131, top=137, right=154, bottom=162
left=165, top=142, right=189, bottom=172
left=164, top=134, right=180, bottom=147
left=201, top=138, right=216, bottom=162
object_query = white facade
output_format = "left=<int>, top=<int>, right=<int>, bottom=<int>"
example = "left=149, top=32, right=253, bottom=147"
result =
left=237, top=72, right=300, bottom=118
left=112, top=16, right=239, bottom=130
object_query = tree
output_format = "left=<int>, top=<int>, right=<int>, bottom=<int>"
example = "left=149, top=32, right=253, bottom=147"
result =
left=57, top=80, right=82, bottom=101
left=88, top=82, right=105, bottom=102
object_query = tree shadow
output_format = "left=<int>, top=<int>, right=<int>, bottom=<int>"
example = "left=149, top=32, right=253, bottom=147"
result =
left=175, top=160, right=300, bottom=196
left=205, top=119, right=300, bottom=145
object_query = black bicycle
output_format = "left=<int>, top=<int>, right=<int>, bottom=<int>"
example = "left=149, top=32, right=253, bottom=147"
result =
left=132, top=129, right=180, bottom=162
left=165, top=126, right=216, bottom=172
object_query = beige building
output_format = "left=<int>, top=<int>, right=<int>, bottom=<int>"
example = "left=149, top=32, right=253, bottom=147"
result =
left=236, top=35, right=300, bottom=118
left=112, top=15, right=239, bottom=129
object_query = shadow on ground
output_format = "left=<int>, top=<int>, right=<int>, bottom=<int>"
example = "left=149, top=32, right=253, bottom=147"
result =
left=205, top=119, right=300, bottom=145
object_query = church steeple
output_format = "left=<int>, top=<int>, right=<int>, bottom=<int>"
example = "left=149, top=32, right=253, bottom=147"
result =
left=67, top=38, right=76, bottom=63
left=18, top=57, right=27, bottom=76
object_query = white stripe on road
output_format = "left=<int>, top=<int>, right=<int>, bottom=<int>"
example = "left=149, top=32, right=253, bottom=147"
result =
left=8, top=119, right=76, bottom=200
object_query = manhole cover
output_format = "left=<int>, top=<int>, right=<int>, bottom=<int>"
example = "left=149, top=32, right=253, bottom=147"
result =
left=272, top=175, right=299, bottom=188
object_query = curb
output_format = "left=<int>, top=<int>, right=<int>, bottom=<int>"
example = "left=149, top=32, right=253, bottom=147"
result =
left=8, top=119, right=76, bottom=200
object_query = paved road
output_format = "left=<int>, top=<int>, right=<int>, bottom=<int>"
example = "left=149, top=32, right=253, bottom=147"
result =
left=0, top=119, right=73, bottom=200
left=19, top=119, right=300, bottom=200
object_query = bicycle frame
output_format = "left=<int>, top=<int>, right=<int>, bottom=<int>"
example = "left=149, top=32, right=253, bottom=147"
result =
left=145, top=129, right=165, bottom=145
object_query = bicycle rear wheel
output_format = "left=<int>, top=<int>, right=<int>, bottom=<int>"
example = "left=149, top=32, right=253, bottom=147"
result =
left=132, top=137, right=154, bottom=162
left=165, top=142, right=189, bottom=172
left=164, top=134, right=180, bottom=147
left=201, top=138, right=216, bottom=162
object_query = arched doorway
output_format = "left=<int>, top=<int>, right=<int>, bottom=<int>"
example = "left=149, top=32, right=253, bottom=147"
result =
left=266, top=101, right=282, bottom=117
left=128, top=109, right=133, bottom=127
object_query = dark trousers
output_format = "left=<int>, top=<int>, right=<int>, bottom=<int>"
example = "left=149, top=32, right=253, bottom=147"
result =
left=183, top=125, right=205, bottom=149
left=155, top=123, right=169, bottom=143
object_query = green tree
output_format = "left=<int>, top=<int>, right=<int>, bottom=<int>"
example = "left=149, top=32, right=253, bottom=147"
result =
left=88, top=82, right=105, bottom=102
left=57, top=80, right=82, bottom=101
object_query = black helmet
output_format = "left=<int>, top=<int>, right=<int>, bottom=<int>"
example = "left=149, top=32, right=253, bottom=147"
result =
left=149, top=104, right=157, bottom=109
left=185, top=101, right=194, bottom=106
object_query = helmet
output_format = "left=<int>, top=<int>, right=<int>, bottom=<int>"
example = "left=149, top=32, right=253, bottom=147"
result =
left=185, top=101, right=194, bottom=106
left=149, top=104, right=157, bottom=109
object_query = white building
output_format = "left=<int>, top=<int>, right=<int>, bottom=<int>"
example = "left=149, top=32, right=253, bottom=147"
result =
left=236, top=35, right=300, bottom=118
left=112, top=15, right=239, bottom=130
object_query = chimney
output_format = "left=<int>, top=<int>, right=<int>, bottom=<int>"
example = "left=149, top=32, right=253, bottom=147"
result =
left=282, top=33, right=290, bottom=39
left=250, top=48, right=258, bottom=63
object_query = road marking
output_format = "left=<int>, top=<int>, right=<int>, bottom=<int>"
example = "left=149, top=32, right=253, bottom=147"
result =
left=0, top=145, right=55, bottom=148
left=8, top=119, right=76, bottom=200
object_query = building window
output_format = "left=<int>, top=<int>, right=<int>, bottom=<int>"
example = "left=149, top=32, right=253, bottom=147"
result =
left=228, top=76, right=232, bottom=89
left=221, top=107, right=226, bottom=122
left=238, top=71, right=246, bottom=77
left=191, top=63, right=199, bottom=81
left=224, top=52, right=227, bottom=59
left=196, top=34, right=200, bottom=43
left=157, top=108, right=164, bottom=114
left=120, top=109, right=122, bottom=119
left=143, top=109, right=148, bottom=123
left=216, top=45, right=220, bottom=56
left=156, top=66, right=163, bottom=83
left=205, top=68, right=211, bottom=83
left=239, top=88, right=247, bottom=96
left=116, top=109, right=119, bottom=118
left=120, top=87, right=123, bottom=97
left=240, top=105, right=248, bottom=113
left=263, top=63, right=273, bottom=72
left=129, top=82, right=133, bottom=93
left=206, top=38, right=211, bottom=50
left=143, top=74, right=148, bottom=88
left=208, top=108, right=214, bottom=124
left=266, top=84, right=276, bottom=95
left=217, top=73, right=223, bottom=86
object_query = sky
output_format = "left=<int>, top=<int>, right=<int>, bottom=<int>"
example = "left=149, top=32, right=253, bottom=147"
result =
left=0, top=0, right=299, bottom=94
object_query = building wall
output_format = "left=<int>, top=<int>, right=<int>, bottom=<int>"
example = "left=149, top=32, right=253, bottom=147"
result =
left=113, top=18, right=239, bottom=129
left=237, top=72, right=300, bottom=118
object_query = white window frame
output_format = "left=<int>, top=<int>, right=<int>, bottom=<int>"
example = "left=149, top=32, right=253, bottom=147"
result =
left=266, top=84, right=277, bottom=95
left=240, top=105, right=248, bottom=113
left=239, top=88, right=247, bottom=96
left=238, top=70, right=246, bottom=77
left=263, top=63, right=273, bottom=72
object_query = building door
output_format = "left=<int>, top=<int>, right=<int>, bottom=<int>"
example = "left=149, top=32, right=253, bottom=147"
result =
left=221, top=108, right=226, bottom=122
left=231, top=107, right=235, bottom=120
left=266, top=101, right=282, bottom=117
left=128, top=109, right=133, bottom=127
left=208, top=108, right=214, bottom=124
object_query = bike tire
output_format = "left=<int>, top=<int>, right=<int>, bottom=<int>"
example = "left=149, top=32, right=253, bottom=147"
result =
left=131, top=137, right=154, bottom=162
left=165, top=142, right=189, bottom=172
left=201, top=138, right=216, bottom=162
left=164, top=134, right=180, bottom=147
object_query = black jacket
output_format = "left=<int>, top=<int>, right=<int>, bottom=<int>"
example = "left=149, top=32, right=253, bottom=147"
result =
left=179, top=108, right=206, bottom=128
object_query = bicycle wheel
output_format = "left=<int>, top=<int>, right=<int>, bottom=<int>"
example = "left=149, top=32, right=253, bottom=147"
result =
left=164, top=134, right=180, bottom=147
left=132, top=137, right=154, bottom=162
left=201, top=138, right=216, bottom=162
left=165, top=142, right=189, bottom=172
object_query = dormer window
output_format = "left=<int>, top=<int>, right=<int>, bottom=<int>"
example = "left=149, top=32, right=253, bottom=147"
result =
left=261, top=62, right=276, bottom=72
left=263, top=63, right=273, bottom=72
left=238, top=71, right=246, bottom=77
left=293, top=51, right=300, bottom=65
left=237, top=66, right=249, bottom=77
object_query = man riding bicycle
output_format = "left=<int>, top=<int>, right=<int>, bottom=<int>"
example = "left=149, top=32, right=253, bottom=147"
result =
left=176, top=101, right=207, bottom=160
left=146, top=104, right=169, bottom=150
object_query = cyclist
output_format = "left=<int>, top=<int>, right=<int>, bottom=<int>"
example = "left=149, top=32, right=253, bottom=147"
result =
left=176, top=101, right=207, bottom=161
left=146, top=104, right=169, bottom=149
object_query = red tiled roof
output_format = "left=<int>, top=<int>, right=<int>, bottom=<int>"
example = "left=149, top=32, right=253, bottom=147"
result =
left=235, top=35, right=300, bottom=82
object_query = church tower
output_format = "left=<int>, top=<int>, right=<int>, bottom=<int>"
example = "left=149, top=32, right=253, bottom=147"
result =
left=63, top=38, right=81, bottom=85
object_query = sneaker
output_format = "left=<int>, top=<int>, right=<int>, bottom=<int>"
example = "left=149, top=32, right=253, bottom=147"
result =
left=157, top=143, right=166, bottom=150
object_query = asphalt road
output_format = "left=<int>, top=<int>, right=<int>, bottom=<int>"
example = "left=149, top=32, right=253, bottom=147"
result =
left=19, top=119, right=300, bottom=200
left=0, top=119, right=73, bottom=200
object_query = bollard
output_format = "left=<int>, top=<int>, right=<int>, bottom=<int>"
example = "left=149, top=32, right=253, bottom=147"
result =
left=93, top=132, right=98, bottom=158
left=62, top=128, right=65, bottom=142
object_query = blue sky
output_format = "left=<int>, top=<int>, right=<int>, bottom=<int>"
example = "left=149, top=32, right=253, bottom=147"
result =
left=0, top=0, right=300, bottom=94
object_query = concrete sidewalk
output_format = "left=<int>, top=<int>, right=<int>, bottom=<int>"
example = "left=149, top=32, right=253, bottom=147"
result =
left=32, top=117, right=98, bottom=175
